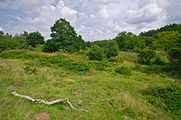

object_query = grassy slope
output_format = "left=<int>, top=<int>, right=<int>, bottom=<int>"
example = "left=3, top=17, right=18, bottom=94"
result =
left=0, top=50, right=180, bottom=120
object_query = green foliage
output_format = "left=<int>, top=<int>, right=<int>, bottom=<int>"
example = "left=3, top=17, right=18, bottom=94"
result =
left=0, top=50, right=39, bottom=59
left=115, top=32, right=145, bottom=51
left=27, top=32, right=44, bottom=47
left=153, top=31, right=180, bottom=51
left=143, top=84, right=181, bottom=117
left=138, top=48, right=155, bottom=64
left=91, top=40, right=108, bottom=48
left=0, top=50, right=24, bottom=58
left=93, top=60, right=109, bottom=71
left=115, top=66, right=132, bottom=75
left=115, top=32, right=134, bottom=50
left=43, top=39, right=59, bottom=52
left=168, top=48, right=181, bottom=64
left=0, top=36, right=21, bottom=51
left=47, top=56, right=91, bottom=73
left=141, top=36, right=154, bottom=47
left=66, top=61, right=91, bottom=74
left=49, top=18, right=85, bottom=52
left=140, top=24, right=181, bottom=37
left=167, top=37, right=181, bottom=64
left=88, top=45, right=105, bottom=61
left=0, top=50, right=91, bottom=74
left=105, top=41, right=119, bottom=58
left=150, top=51, right=169, bottom=65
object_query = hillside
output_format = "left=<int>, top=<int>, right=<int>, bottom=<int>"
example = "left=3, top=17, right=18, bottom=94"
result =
left=0, top=50, right=180, bottom=120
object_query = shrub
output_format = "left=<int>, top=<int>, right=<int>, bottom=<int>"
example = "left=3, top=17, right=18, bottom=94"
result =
left=0, top=50, right=39, bottom=59
left=27, top=32, right=44, bottom=47
left=115, top=66, right=132, bottom=75
left=87, top=45, right=105, bottom=61
left=93, top=60, right=109, bottom=71
left=105, top=41, right=119, bottom=58
left=66, top=61, right=91, bottom=74
left=143, top=84, right=181, bottom=115
left=42, top=39, right=59, bottom=52
left=0, top=37, right=20, bottom=51
left=151, top=51, right=169, bottom=65
left=168, top=48, right=181, bottom=64
left=48, top=56, right=71, bottom=66
left=138, top=48, right=155, bottom=64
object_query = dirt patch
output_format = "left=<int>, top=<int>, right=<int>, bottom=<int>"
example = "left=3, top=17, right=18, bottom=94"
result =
left=32, top=112, right=50, bottom=120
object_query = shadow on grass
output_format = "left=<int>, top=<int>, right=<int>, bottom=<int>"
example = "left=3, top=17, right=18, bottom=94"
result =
left=134, top=64, right=181, bottom=79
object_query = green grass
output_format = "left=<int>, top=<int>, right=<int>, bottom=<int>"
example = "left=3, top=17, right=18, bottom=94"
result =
left=0, top=50, right=180, bottom=120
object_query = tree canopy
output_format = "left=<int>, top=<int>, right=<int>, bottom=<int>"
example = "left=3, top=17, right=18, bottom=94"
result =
left=27, top=32, right=44, bottom=47
left=45, top=18, right=85, bottom=52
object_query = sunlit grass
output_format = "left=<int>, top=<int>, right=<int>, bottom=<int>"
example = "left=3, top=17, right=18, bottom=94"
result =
left=0, top=50, right=180, bottom=120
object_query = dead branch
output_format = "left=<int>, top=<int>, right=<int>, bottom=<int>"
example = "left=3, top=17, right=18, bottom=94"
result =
left=11, top=91, right=88, bottom=112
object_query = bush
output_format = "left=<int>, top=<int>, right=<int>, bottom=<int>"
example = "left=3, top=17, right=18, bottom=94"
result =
left=105, top=41, right=119, bottom=58
left=93, top=60, right=109, bottom=71
left=43, top=39, right=59, bottom=52
left=151, top=51, right=169, bottom=65
left=48, top=56, right=71, bottom=66
left=66, top=61, right=91, bottom=74
left=27, top=32, right=44, bottom=47
left=168, top=48, right=181, bottom=64
left=115, top=66, right=132, bottom=75
left=138, top=48, right=155, bottom=64
left=0, top=50, right=39, bottom=59
left=0, top=37, right=21, bottom=51
left=47, top=55, right=91, bottom=74
left=87, top=45, right=105, bottom=61
left=143, top=84, right=181, bottom=115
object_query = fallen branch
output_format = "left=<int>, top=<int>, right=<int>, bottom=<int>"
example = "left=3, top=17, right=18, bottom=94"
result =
left=11, top=91, right=88, bottom=112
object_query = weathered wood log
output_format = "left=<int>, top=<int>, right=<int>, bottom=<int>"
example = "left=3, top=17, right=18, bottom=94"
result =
left=11, top=91, right=88, bottom=112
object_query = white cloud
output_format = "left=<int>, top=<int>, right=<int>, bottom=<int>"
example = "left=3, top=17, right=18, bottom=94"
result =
left=4, top=0, right=77, bottom=38
left=0, top=0, right=181, bottom=40
left=126, top=3, right=166, bottom=24
left=0, top=27, right=4, bottom=31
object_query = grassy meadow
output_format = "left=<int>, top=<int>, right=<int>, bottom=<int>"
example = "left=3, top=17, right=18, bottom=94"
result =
left=0, top=50, right=180, bottom=120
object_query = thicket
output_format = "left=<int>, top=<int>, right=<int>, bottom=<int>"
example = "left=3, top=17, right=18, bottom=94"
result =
left=143, top=83, right=181, bottom=118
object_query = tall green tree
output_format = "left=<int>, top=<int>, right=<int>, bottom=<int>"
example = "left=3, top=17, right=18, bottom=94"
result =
left=50, top=18, right=85, bottom=52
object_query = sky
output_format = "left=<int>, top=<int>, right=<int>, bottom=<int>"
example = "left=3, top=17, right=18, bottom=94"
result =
left=0, top=0, right=181, bottom=41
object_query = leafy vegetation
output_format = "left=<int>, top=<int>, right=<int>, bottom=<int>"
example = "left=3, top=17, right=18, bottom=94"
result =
left=105, top=41, right=119, bottom=58
left=143, top=84, right=181, bottom=118
left=115, top=66, right=132, bottom=75
left=87, top=45, right=105, bottom=61
left=138, top=48, right=155, bottom=64
left=27, top=32, right=44, bottom=47
left=0, top=19, right=181, bottom=120
left=45, top=18, right=85, bottom=52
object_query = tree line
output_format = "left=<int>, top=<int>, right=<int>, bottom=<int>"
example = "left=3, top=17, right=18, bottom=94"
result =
left=0, top=18, right=180, bottom=64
